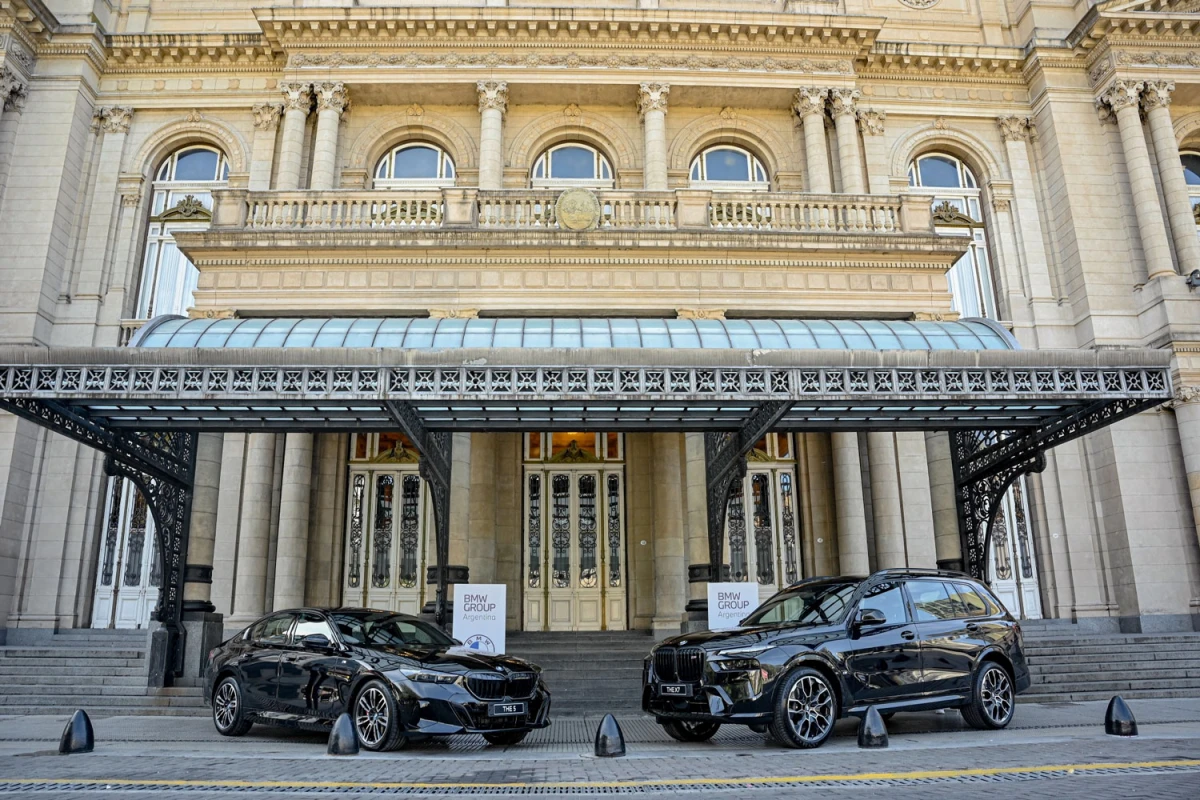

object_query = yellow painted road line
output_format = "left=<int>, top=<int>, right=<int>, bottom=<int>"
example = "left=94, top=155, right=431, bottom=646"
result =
left=5, top=759, right=1200, bottom=791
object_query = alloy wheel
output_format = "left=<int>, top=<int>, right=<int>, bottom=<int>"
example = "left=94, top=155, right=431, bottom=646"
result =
left=980, top=668, right=1013, bottom=725
left=213, top=680, right=238, bottom=731
left=355, top=687, right=391, bottom=748
left=785, top=674, right=834, bottom=744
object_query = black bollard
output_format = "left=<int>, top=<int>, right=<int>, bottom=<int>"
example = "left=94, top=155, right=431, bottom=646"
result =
left=327, top=713, right=360, bottom=756
left=857, top=706, right=889, bottom=749
left=1105, top=696, right=1138, bottom=737
left=594, top=713, right=626, bottom=758
left=58, top=710, right=94, bottom=755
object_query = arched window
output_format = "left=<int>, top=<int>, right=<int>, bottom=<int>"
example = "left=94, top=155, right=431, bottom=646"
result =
left=375, top=143, right=456, bottom=188
left=531, top=143, right=614, bottom=189
left=908, top=153, right=996, bottom=319
left=137, top=145, right=228, bottom=320
left=1181, top=151, right=1200, bottom=227
left=689, top=146, right=769, bottom=190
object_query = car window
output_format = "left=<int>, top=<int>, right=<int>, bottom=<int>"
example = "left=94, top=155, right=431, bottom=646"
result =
left=742, top=582, right=857, bottom=626
left=856, top=582, right=908, bottom=625
left=328, top=612, right=456, bottom=648
left=293, top=613, right=336, bottom=642
left=952, top=583, right=989, bottom=617
left=251, top=613, right=295, bottom=645
left=907, top=580, right=963, bottom=621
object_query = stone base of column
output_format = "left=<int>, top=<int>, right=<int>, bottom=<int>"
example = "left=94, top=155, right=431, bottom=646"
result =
left=687, top=563, right=731, bottom=583
left=425, top=565, right=470, bottom=584
left=181, top=610, right=225, bottom=679
left=651, top=617, right=682, bottom=640
left=681, top=598, right=710, bottom=632
left=936, top=558, right=964, bottom=572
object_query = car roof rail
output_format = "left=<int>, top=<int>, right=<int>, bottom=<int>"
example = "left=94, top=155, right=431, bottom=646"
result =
left=870, top=567, right=973, bottom=580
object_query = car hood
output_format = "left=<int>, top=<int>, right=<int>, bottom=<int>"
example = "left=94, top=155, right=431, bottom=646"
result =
left=362, top=644, right=538, bottom=675
left=658, top=623, right=844, bottom=651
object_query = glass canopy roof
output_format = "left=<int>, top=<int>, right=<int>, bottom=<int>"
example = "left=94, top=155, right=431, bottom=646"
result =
left=134, top=317, right=1017, bottom=351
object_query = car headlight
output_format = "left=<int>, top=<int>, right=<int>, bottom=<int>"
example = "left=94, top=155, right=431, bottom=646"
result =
left=398, top=667, right=460, bottom=685
left=712, top=658, right=760, bottom=672
left=714, top=645, right=769, bottom=659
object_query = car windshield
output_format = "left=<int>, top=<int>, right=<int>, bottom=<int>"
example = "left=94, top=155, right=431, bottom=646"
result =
left=328, top=612, right=456, bottom=649
left=741, top=582, right=859, bottom=626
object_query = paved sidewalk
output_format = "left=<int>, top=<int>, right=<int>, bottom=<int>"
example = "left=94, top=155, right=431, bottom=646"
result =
left=0, top=699, right=1198, bottom=797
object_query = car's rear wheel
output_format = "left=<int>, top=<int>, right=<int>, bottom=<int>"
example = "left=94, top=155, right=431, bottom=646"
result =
left=662, top=720, right=721, bottom=742
left=768, top=667, right=837, bottom=749
left=483, top=730, right=529, bottom=746
left=353, top=680, right=408, bottom=751
left=961, top=662, right=1015, bottom=730
left=212, top=676, right=253, bottom=737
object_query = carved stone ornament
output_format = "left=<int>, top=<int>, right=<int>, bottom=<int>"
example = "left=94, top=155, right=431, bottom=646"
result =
left=828, top=88, right=861, bottom=118
left=157, top=195, right=210, bottom=221
left=316, top=81, right=349, bottom=114
left=184, top=109, right=203, bottom=123
left=900, top=0, right=941, bottom=7
left=1141, top=80, right=1175, bottom=112
left=252, top=102, right=283, bottom=131
left=637, top=82, right=670, bottom=118
left=1, top=66, right=27, bottom=112
left=676, top=308, right=727, bottom=320
left=857, top=108, right=886, bottom=136
left=555, top=188, right=601, bottom=232
left=932, top=199, right=976, bottom=227
left=563, top=103, right=581, bottom=118
left=477, top=80, right=509, bottom=115
left=281, top=82, right=313, bottom=113
left=546, top=438, right=601, bottom=463
left=1174, top=386, right=1200, bottom=406
left=792, top=87, right=829, bottom=119
left=997, top=115, right=1033, bottom=142
left=719, top=106, right=737, bottom=121
left=100, top=106, right=134, bottom=134
left=1101, top=80, right=1144, bottom=114
left=406, top=103, right=424, bottom=117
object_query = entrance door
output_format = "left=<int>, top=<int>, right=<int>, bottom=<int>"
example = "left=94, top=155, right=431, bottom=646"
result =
left=988, top=477, right=1043, bottom=619
left=343, top=468, right=430, bottom=615
left=725, top=434, right=803, bottom=602
left=524, top=468, right=627, bottom=631
left=91, top=477, right=160, bottom=629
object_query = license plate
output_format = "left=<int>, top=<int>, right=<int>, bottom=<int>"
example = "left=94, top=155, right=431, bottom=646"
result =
left=659, top=683, right=692, bottom=697
left=489, top=701, right=526, bottom=717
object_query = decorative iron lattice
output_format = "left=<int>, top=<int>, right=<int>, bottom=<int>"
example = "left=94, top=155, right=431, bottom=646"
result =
left=398, top=475, right=421, bottom=589
left=578, top=474, right=598, bottom=589
left=751, top=474, right=775, bottom=586
left=527, top=474, right=541, bottom=589
left=99, top=479, right=123, bottom=588
left=371, top=474, right=394, bottom=589
left=779, top=472, right=800, bottom=585
left=347, top=474, right=365, bottom=589
left=606, top=474, right=622, bottom=589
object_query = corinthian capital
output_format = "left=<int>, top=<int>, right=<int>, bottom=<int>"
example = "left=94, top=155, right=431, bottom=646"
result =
left=1100, top=80, right=1144, bottom=114
left=637, top=82, right=670, bottom=118
left=997, top=115, right=1033, bottom=142
left=315, top=82, right=349, bottom=114
left=857, top=108, right=886, bottom=136
left=100, top=106, right=134, bottom=134
left=792, top=87, right=829, bottom=120
left=477, top=80, right=508, bottom=115
left=828, top=88, right=860, bottom=118
left=280, top=82, right=313, bottom=114
left=1141, top=80, right=1175, bottom=112
left=252, top=102, right=283, bottom=131
left=1, top=66, right=27, bottom=112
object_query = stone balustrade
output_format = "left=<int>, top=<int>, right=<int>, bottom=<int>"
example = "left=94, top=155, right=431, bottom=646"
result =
left=210, top=187, right=934, bottom=235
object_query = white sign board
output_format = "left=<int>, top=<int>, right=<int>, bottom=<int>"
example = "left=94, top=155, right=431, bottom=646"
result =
left=453, top=584, right=507, bottom=655
left=707, top=582, right=758, bottom=631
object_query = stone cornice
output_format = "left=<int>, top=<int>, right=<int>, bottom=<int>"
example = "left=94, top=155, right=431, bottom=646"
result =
left=105, top=33, right=281, bottom=73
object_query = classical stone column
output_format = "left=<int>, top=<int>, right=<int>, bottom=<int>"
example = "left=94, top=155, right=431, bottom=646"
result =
left=831, top=432, right=869, bottom=574
left=638, top=82, right=670, bottom=191
left=867, top=433, right=905, bottom=569
left=682, top=433, right=709, bottom=620
left=210, top=433, right=247, bottom=617
left=275, top=83, right=312, bottom=191
left=248, top=103, right=282, bottom=191
left=228, top=433, right=278, bottom=625
left=996, top=115, right=1056, bottom=300
left=1175, top=388, right=1200, bottom=557
left=273, top=433, right=313, bottom=610
left=476, top=81, right=508, bottom=190
left=793, top=88, right=832, bottom=193
left=467, top=433, right=497, bottom=583
left=0, top=67, right=27, bottom=128
left=857, top=109, right=889, bottom=194
left=309, top=83, right=348, bottom=192
left=652, top=433, right=686, bottom=638
left=925, top=431, right=962, bottom=569
left=895, top=432, right=937, bottom=569
left=829, top=89, right=864, bottom=194
left=1100, top=80, right=1176, bottom=280
left=74, top=107, right=133, bottom=311
left=1143, top=81, right=1200, bottom=277
left=183, top=432, right=224, bottom=613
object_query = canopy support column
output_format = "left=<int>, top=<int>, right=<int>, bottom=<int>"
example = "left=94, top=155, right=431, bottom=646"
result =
left=704, top=401, right=793, bottom=583
left=385, top=400, right=454, bottom=627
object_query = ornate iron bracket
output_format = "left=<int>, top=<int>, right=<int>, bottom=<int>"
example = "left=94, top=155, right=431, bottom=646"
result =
left=704, top=401, right=793, bottom=581
left=385, top=400, right=454, bottom=626
left=952, top=396, right=1161, bottom=582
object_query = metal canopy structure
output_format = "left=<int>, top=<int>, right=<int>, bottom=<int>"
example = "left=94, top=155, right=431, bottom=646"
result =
left=0, top=323, right=1173, bottom=685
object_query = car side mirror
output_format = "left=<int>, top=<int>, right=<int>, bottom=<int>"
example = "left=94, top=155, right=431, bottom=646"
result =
left=300, top=633, right=332, bottom=650
left=855, top=609, right=887, bottom=629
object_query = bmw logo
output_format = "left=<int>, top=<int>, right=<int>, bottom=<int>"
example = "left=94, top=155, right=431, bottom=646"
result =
left=464, top=634, right=496, bottom=652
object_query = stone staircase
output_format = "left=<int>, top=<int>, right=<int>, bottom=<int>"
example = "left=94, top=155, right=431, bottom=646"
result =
left=1020, top=627, right=1200, bottom=703
left=0, top=629, right=207, bottom=717
left=506, top=631, right=654, bottom=717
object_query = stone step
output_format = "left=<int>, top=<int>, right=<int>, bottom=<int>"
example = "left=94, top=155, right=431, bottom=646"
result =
left=0, top=675, right=148, bottom=687
left=0, top=694, right=206, bottom=707
left=1020, top=687, right=1200, bottom=703
left=1026, top=651, right=1200, bottom=666
left=0, top=665, right=146, bottom=677
left=0, top=685, right=202, bottom=698
left=1023, top=645, right=1200, bottom=659
left=1022, top=634, right=1200, bottom=648
left=1025, top=677, right=1200, bottom=694
left=1031, top=667, right=1200, bottom=683
left=0, top=706, right=210, bottom=717
left=0, top=648, right=145, bottom=660
left=0, top=658, right=146, bottom=669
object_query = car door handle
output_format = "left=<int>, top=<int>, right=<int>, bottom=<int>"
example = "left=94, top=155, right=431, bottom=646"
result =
left=901, top=630, right=915, bottom=640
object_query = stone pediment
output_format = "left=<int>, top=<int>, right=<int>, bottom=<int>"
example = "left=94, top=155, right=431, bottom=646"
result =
left=1098, top=0, right=1200, bottom=14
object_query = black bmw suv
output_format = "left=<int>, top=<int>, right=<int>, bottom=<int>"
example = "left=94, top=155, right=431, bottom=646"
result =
left=204, top=608, right=550, bottom=750
left=644, top=570, right=1029, bottom=748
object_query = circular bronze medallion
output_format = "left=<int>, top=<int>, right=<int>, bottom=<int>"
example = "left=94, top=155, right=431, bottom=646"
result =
left=555, top=188, right=601, bottom=231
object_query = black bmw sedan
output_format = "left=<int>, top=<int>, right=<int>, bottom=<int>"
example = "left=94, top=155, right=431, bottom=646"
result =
left=644, top=569, right=1030, bottom=748
left=204, top=608, right=550, bottom=750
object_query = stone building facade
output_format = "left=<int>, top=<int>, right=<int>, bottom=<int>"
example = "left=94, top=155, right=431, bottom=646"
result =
left=0, top=0, right=1199, bottom=644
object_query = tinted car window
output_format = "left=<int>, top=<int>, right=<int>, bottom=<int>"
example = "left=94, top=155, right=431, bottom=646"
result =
left=742, top=582, right=857, bottom=626
left=857, top=582, right=908, bottom=625
left=251, top=613, right=295, bottom=645
left=952, top=583, right=989, bottom=617
left=908, top=580, right=964, bottom=621
left=329, top=612, right=455, bottom=648
left=293, top=613, right=336, bottom=641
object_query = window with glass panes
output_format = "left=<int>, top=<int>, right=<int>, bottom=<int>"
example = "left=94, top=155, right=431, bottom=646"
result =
left=689, top=146, right=769, bottom=191
left=375, top=142, right=456, bottom=188
left=531, top=144, right=614, bottom=189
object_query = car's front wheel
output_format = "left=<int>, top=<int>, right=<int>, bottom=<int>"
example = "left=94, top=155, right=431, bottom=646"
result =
left=961, top=662, right=1015, bottom=730
left=211, top=676, right=252, bottom=737
left=768, top=667, right=837, bottom=749
left=483, top=730, right=529, bottom=746
left=662, top=720, right=721, bottom=742
left=353, top=680, right=408, bottom=751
